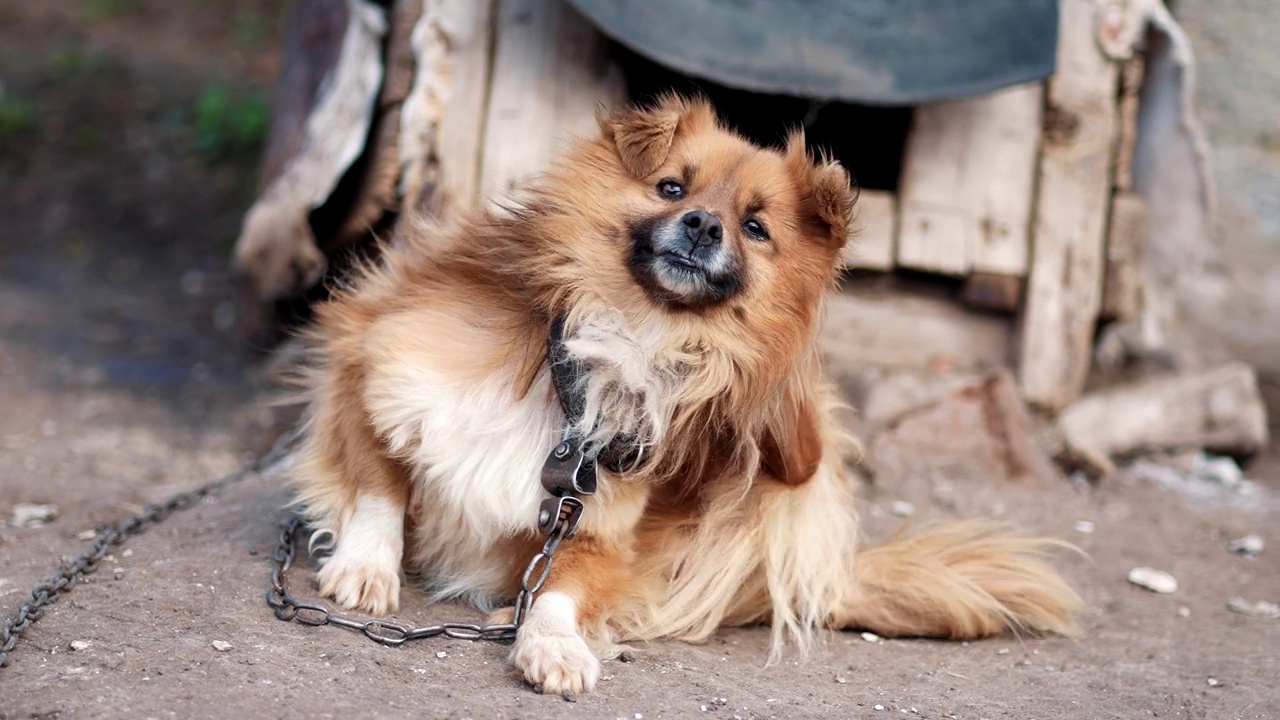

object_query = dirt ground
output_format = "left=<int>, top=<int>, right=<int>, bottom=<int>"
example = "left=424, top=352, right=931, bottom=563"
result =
left=1, top=3, right=1278, bottom=719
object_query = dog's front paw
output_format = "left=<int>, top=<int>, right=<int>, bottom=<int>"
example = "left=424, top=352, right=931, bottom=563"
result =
left=317, top=553, right=401, bottom=615
left=512, top=625, right=601, bottom=696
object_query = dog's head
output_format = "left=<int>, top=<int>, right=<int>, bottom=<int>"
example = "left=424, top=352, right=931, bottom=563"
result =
left=522, top=96, right=859, bottom=486
left=601, top=96, right=855, bottom=315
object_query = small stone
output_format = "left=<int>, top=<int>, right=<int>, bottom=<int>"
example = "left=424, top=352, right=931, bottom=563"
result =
left=69, top=640, right=90, bottom=651
left=874, top=705, right=885, bottom=711
left=889, top=501, right=915, bottom=518
left=121, top=549, right=133, bottom=558
left=635, top=714, right=643, bottom=719
left=435, top=651, right=448, bottom=659
left=1127, top=566, right=1178, bottom=594
left=996, top=648, right=1010, bottom=655
left=211, top=640, right=232, bottom=652
left=700, top=705, right=708, bottom=712
left=1177, top=606, right=1191, bottom=618
left=835, top=675, right=847, bottom=683
left=1227, top=534, right=1263, bottom=557
left=77, top=529, right=97, bottom=541
left=716, top=698, right=728, bottom=705
left=1207, top=677, right=1220, bottom=687
left=1195, top=454, right=1243, bottom=487
left=10, top=503, right=59, bottom=527
left=1225, top=597, right=1280, bottom=618
left=861, top=632, right=881, bottom=643
left=1073, top=520, right=1095, bottom=534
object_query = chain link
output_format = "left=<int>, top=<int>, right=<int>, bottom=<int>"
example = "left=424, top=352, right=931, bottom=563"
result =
left=266, top=496, right=584, bottom=646
left=0, top=429, right=302, bottom=670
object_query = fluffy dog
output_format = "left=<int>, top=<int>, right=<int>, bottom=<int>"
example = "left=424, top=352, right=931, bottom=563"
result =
left=288, top=95, right=1080, bottom=695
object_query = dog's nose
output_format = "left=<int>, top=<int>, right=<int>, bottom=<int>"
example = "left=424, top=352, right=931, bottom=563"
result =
left=680, top=210, right=723, bottom=248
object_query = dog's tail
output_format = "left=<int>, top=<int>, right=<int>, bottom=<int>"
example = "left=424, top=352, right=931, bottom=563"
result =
left=830, top=521, right=1082, bottom=639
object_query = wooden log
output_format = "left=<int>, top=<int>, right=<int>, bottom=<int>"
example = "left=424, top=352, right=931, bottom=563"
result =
left=332, top=0, right=425, bottom=247
left=1058, top=363, right=1271, bottom=474
left=895, top=82, right=1043, bottom=277
left=232, top=0, right=388, bottom=303
left=1016, top=0, right=1121, bottom=411
left=842, top=189, right=896, bottom=271
left=477, top=0, right=627, bottom=204
left=398, top=0, right=497, bottom=216
left=1100, top=192, right=1147, bottom=320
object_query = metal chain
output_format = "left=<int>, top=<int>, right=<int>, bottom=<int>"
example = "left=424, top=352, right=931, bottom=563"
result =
left=0, top=429, right=302, bottom=670
left=265, top=496, right=584, bottom=646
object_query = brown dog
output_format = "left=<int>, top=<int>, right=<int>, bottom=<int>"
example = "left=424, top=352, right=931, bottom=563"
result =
left=288, top=95, right=1080, bottom=695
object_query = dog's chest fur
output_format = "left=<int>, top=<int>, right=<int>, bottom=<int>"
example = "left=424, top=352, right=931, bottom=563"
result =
left=361, top=309, right=676, bottom=606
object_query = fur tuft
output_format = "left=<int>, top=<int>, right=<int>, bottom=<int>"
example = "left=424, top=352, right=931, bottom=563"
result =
left=829, top=522, right=1082, bottom=640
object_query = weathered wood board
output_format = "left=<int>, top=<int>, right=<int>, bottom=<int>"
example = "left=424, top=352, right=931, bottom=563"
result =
left=842, top=189, right=896, bottom=270
left=895, top=82, right=1043, bottom=277
left=477, top=0, right=627, bottom=205
left=398, top=0, right=497, bottom=216
left=1017, top=0, right=1121, bottom=410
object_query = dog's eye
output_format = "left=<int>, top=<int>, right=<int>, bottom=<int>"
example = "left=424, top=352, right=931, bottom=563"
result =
left=743, top=218, right=769, bottom=241
left=657, top=179, right=685, bottom=200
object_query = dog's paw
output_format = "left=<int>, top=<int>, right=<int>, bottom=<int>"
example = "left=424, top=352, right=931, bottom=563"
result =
left=317, top=553, right=401, bottom=615
left=314, top=495, right=405, bottom=615
left=512, top=626, right=601, bottom=696
left=511, top=592, right=600, bottom=695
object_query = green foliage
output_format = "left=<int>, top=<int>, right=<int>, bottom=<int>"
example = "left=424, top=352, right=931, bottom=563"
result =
left=81, top=0, right=139, bottom=22
left=0, top=90, right=36, bottom=143
left=191, top=81, right=269, bottom=162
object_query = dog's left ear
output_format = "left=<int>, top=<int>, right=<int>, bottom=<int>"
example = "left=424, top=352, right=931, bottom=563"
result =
left=786, top=131, right=858, bottom=248
left=760, top=388, right=823, bottom=486
left=599, top=96, right=715, bottom=177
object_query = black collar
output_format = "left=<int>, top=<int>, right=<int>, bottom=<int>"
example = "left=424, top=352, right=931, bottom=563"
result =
left=539, top=315, right=644, bottom=500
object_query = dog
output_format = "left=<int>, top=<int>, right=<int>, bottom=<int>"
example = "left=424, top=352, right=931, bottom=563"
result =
left=287, top=95, right=1080, bottom=696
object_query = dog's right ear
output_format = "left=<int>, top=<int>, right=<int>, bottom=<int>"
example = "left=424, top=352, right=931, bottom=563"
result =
left=599, top=96, right=715, bottom=177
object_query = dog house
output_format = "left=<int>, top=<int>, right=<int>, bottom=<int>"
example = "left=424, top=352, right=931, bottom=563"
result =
left=234, top=0, right=1212, bottom=421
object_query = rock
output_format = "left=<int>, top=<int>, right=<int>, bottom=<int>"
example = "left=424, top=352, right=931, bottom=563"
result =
left=69, top=640, right=90, bottom=651
left=1058, top=363, right=1269, bottom=474
left=77, top=529, right=97, bottom=541
left=435, top=651, right=447, bottom=659
left=1073, top=520, right=1096, bottom=534
left=861, top=632, right=881, bottom=643
left=1227, top=534, right=1263, bottom=557
left=1127, top=567, right=1178, bottom=594
left=10, top=503, right=59, bottom=527
left=1225, top=597, right=1280, bottom=618
left=869, top=370, right=1059, bottom=486
left=889, top=501, right=915, bottom=518
left=211, top=640, right=233, bottom=652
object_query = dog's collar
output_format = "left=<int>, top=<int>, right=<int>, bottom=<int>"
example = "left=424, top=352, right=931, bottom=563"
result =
left=539, top=314, right=645, bottom=501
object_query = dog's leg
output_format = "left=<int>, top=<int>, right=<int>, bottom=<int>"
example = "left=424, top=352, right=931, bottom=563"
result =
left=511, top=534, right=633, bottom=696
left=296, top=357, right=411, bottom=616
left=316, top=490, right=406, bottom=615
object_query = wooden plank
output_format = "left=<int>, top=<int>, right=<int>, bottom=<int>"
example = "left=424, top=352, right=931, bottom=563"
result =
left=1100, top=192, right=1147, bottom=320
left=398, top=0, right=497, bottom=216
left=477, top=0, right=627, bottom=205
left=822, top=286, right=1012, bottom=374
left=895, top=83, right=1043, bottom=277
left=1016, top=0, right=1121, bottom=411
left=842, top=189, right=896, bottom=270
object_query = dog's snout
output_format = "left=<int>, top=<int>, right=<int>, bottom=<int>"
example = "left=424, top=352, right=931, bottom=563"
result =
left=680, top=210, right=723, bottom=246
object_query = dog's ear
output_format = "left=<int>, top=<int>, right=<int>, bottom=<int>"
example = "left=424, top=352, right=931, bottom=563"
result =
left=599, top=95, right=715, bottom=177
left=785, top=131, right=858, bottom=248
left=760, top=388, right=823, bottom=486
